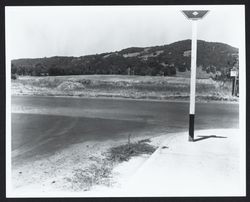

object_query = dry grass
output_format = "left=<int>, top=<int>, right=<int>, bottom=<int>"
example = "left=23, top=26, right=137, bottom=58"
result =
left=68, top=139, right=157, bottom=191
left=70, top=159, right=113, bottom=191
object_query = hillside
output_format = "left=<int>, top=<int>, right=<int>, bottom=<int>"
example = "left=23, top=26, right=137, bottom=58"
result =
left=11, top=40, right=238, bottom=78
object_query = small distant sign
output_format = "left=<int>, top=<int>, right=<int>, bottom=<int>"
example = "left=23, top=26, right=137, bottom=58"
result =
left=230, top=70, right=237, bottom=77
left=182, top=10, right=209, bottom=20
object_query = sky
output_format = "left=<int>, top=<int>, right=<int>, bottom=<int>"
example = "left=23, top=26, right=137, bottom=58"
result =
left=5, top=5, right=245, bottom=59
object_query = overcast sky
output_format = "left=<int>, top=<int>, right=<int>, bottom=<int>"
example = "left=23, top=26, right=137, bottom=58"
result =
left=6, top=5, right=245, bottom=59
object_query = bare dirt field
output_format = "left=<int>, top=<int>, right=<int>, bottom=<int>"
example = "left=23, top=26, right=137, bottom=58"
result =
left=11, top=75, right=238, bottom=102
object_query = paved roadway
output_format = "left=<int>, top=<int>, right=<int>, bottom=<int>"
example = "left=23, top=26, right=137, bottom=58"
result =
left=11, top=96, right=239, bottom=164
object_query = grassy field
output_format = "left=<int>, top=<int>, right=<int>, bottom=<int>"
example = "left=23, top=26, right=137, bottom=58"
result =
left=11, top=75, right=238, bottom=102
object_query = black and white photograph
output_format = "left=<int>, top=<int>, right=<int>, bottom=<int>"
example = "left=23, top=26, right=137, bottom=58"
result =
left=5, top=5, right=246, bottom=197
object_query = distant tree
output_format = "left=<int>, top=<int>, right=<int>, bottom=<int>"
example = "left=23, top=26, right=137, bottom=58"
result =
left=169, top=66, right=176, bottom=76
left=206, top=66, right=211, bottom=73
left=11, top=63, right=18, bottom=74
left=11, top=74, right=17, bottom=80
left=177, top=64, right=186, bottom=72
left=210, top=65, right=216, bottom=74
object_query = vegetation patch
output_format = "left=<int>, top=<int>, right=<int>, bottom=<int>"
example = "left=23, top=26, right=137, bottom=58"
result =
left=57, top=81, right=85, bottom=91
left=68, top=139, right=157, bottom=191
left=106, top=139, right=157, bottom=163
left=69, top=159, right=113, bottom=191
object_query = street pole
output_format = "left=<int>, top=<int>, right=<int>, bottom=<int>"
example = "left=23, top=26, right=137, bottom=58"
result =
left=234, top=75, right=237, bottom=96
left=230, top=68, right=238, bottom=96
left=189, top=20, right=197, bottom=142
left=182, top=10, right=209, bottom=142
left=232, top=76, right=235, bottom=96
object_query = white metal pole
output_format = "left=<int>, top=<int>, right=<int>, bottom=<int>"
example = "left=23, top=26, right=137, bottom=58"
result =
left=189, top=19, right=198, bottom=141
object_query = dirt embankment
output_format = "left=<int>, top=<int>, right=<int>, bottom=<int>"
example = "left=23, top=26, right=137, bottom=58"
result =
left=11, top=75, right=238, bottom=102
left=11, top=136, right=158, bottom=195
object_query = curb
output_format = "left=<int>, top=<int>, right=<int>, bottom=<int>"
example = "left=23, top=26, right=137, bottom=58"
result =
left=131, top=132, right=185, bottom=177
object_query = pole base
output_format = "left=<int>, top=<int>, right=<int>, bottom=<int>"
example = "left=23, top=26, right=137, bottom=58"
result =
left=189, top=114, right=195, bottom=142
left=189, top=136, right=194, bottom=142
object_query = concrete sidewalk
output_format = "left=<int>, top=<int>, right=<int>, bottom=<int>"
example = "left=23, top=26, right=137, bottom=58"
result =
left=119, top=129, right=244, bottom=197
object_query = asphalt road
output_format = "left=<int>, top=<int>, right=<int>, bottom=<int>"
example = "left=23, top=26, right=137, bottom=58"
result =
left=11, top=96, right=239, bottom=164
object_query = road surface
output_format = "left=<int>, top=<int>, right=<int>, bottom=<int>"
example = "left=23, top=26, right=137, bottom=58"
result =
left=11, top=96, right=239, bottom=165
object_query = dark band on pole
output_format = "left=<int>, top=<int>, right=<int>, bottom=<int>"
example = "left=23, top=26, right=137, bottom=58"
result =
left=232, top=77, right=235, bottom=96
left=189, top=114, right=195, bottom=141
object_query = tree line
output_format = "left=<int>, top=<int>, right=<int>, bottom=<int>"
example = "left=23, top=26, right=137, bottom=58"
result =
left=11, top=40, right=238, bottom=79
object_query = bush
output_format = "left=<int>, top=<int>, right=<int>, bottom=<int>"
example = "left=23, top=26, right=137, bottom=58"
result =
left=11, top=74, right=17, bottom=80
left=106, top=139, right=157, bottom=163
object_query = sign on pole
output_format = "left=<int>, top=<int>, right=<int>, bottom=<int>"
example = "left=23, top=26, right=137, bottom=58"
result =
left=182, top=10, right=209, bottom=142
left=182, top=10, right=209, bottom=20
left=230, top=70, right=237, bottom=77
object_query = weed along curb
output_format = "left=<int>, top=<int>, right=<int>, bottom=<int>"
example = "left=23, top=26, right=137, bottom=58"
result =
left=105, top=138, right=157, bottom=164
left=68, top=138, right=158, bottom=192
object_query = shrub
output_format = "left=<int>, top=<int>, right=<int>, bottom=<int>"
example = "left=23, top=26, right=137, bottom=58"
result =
left=11, top=74, right=17, bottom=80
left=106, top=140, right=157, bottom=163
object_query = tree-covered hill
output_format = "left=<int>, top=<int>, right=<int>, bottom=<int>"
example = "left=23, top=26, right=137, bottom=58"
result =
left=11, top=39, right=238, bottom=77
